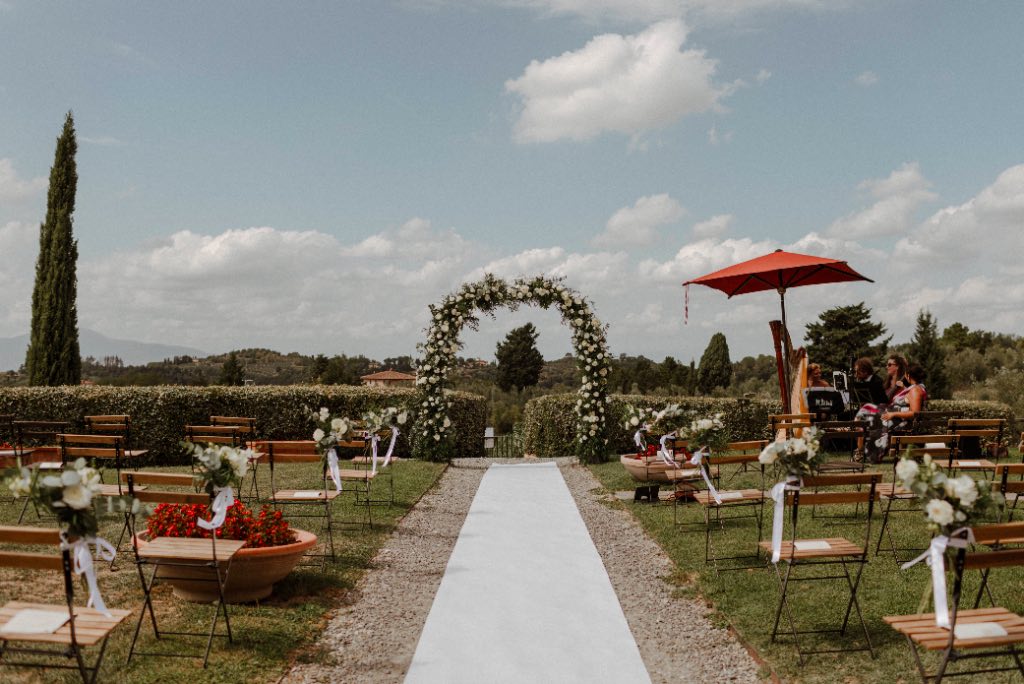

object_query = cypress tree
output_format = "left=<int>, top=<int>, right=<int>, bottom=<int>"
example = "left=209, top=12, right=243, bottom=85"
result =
left=696, top=333, right=732, bottom=394
left=495, top=323, right=545, bottom=392
left=219, top=351, right=246, bottom=386
left=26, top=112, right=81, bottom=386
left=908, top=310, right=949, bottom=399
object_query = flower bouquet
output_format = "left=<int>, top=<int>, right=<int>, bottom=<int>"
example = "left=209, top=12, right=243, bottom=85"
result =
left=684, top=413, right=730, bottom=455
left=758, top=426, right=824, bottom=478
left=362, top=406, right=410, bottom=471
left=187, top=442, right=251, bottom=497
left=311, top=406, right=353, bottom=454
left=5, top=458, right=104, bottom=539
left=622, top=403, right=684, bottom=457
left=895, top=453, right=1003, bottom=628
left=896, top=454, right=1001, bottom=536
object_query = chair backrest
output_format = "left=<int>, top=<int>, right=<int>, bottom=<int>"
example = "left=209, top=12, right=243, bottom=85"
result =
left=770, top=413, right=813, bottom=439
left=210, top=416, right=257, bottom=443
left=123, top=472, right=208, bottom=506
left=995, top=464, right=1024, bottom=517
left=57, top=433, right=124, bottom=464
left=85, top=413, right=130, bottom=434
left=948, top=417, right=1006, bottom=451
left=251, top=440, right=320, bottom=464
left=14, top=420, right=70, bottom=452
left=709, top=439, right=768, bottom=466
left=184, top=424, right=242, bottom=446
left=815, top=420, right=868, bottom=457
left=887, top=433, right=959, bottom=466
left=786, top=472, right=882, bottom=546
left=947, top=524, right=1024, bottom=618
left=0, top=525, right=81, bottom=641
left=911, top=410, right=963, bottom=434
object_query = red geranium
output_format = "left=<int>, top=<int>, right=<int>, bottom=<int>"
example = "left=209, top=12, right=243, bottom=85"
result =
left=145, top=501, right=296, bottom=548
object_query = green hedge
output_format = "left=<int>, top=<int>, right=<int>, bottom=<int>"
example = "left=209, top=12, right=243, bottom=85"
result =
left=523, top=393, right=1017, bottom=460
left=0, top=385, right=488, bottom=465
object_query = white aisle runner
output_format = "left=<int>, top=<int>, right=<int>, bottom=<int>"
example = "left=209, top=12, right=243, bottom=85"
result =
left=405, top=462, right=651, bottom=684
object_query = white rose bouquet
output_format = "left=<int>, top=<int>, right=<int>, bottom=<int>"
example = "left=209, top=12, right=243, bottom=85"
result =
left=361, top=406, right=411, bottom=437
left=188, top=442, right=252, bottom=496
left=896, top=453, right=1002, bottom=536
left=3, top=458, right=104, bottom=539
left=758, top=426, right=824, bottom=477
left=311, top=406, right=353, bottom=455
left=684, top=413, right=730, bottom=454
left=621, top=403, right=684, bottom=452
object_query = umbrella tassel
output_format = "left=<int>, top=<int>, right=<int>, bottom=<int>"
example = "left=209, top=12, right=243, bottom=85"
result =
left=684, top=283, right=689, bottom=325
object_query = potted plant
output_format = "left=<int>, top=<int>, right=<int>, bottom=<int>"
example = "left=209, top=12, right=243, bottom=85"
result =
left=136, top=500, right=317, bottom=603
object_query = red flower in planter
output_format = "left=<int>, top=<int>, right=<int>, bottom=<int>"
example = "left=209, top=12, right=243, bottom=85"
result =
left=146, top=501, right=296, bottom=548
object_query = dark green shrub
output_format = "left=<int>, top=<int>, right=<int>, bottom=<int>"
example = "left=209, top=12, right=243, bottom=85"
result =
left=0, top=385, right=487, bottom=464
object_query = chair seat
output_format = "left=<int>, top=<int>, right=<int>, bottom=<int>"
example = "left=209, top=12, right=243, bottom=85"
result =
left=0, top=601, right=131, bottom=646
left=693, top=489, right=763, bottom=506
left=271, top=489, right=342, bottom=501
left=665, top=465, right=719, bottom=481
left=136, top=537, right=246, bottom=563
left=337, top=469, right=376, bottom=481
left=876, top=483, right=914, bottom=499
left=349, top=455, right=401, bottom=465
left=818, top=460, right=865, bottom=472
left=97, top=483, right=146, bottom=497
left=884, top=607, right=1024, bottom=650
left=949, top=459, right=997, bottom=471
left=758, top=537, right=864, bottom=559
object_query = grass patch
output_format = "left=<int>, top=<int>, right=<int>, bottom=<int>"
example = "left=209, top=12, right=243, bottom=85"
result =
left=591, top=454, right=1024, bottom=683
left=0, top=458, right=446, bottom=683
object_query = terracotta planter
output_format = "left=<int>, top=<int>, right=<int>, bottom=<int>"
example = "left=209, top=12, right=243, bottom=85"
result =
left=134, top=528, right=318, bottom=603
left=620, top=454, right=674, bottom=483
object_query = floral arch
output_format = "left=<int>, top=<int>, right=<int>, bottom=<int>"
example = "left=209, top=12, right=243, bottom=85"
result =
left=413, top=274, right=611, bottom=463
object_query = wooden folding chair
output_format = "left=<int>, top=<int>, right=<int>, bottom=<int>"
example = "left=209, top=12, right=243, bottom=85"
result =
left=815, top=420, right=868, bottom=473
left=875, top=435, right=959, bottom=563
left=760, top=472, right=881, bottom=664
left=209, top=416, right=261, bottom=500
left=57, top=433, right=145, bottom=497
left=349, top=429, right=397, bottom=506
left=948, top=418, right=1007, bottom=464
left=911, top=410, right=964, bottom=435
left=770, top=413, right=813, bottom=440
left=123, top=473, right=245, bottom=668
left=184, top=424, right=243, bottom=447
left=255, top=439, right=373, bottom=565
left=84, top=414, right=132, bottom=448
left=0, top=526, right=132, bottom=683
left=663, top=437, right=721, bottom=511
left=884, top=524, right=1024, bottom=683
left=12, top=421, right=69, bottom=523
left=997, top=463, right=1024, bottom=522
left=691, top=442, right=767, bottom=572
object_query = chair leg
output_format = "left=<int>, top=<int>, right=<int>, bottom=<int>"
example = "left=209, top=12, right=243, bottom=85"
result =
left=772, top=561, right=804, bottom=664
left=127, top=563, right=161, bottom=664
left=840, top=559, right=875, bottom=658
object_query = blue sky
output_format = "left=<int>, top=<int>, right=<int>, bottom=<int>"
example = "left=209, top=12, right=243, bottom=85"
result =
left=2, top=1, right=1023, bottom=366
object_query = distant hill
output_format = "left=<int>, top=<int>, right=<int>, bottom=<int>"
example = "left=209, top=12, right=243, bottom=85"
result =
left=0, top=329, right=206, bottom=371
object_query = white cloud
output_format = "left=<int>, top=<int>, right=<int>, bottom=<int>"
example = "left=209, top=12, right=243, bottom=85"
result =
left=828, top=162, right=937, bottom=239
left=854, top=70, right=878, bottom=87
left=478, top=0, right=833, bottom=24
left=0, top=158, right=47, bottom=204
left=506, top=20, right=729, bottom=143
left=893, top=163, right=1024, bottom=269
left=592, top=193, right=685, bottom=248
left=755, top=68, right=772, bottom=84
left=691, top=214, right=732, bottom=238
left=80, top=136, right=125, bottom=146
left=639, top=235, right=777, bottom=284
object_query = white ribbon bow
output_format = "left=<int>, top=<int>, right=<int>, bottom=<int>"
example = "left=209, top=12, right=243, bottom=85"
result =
left=380, top=428, right=399, bottom=470
left=197, top=486, right=234, bottom=532
left=326, top=447, right=342, bottom=492
left=60, top=533, right=115, bottom=617
left=688, top=446, right=722, bottom=504
left=657, top=432, right=678, bottom=466
left=770, top=475, right=802, bottom=563
left=633, top=428, right=646, bottom=449
left=369, top=433, right=381, bottom=475
left=901, top=528, right=975, bottom=628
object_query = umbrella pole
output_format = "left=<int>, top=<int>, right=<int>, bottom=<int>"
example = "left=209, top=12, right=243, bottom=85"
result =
left=779, top=288, right=792, bottom=410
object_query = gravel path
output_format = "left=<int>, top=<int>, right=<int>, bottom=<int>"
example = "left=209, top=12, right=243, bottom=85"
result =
left=282, top=459, right=763, bottom=683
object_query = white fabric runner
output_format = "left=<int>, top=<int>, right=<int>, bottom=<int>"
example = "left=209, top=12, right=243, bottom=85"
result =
left=405, top=463, right=650, bottom=684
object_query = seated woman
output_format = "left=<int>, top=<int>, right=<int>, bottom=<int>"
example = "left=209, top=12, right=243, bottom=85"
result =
left=861, top=364, right=927, bottom=461
left=883, top=354, right=909, bottom=403
left=807, top=363, right=831, bottom=388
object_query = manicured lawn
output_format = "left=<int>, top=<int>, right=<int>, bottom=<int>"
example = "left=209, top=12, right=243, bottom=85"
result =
left=590, top=453, right=1024, bottom=683
left=0, top=458, right=446, bottom=683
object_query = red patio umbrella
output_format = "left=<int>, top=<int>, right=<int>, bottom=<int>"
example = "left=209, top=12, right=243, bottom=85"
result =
left=683, top=249, right=873, bottom=410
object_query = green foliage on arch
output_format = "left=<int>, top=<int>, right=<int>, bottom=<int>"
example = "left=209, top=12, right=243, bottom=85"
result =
left=413, top=274, right=612, bottom=463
